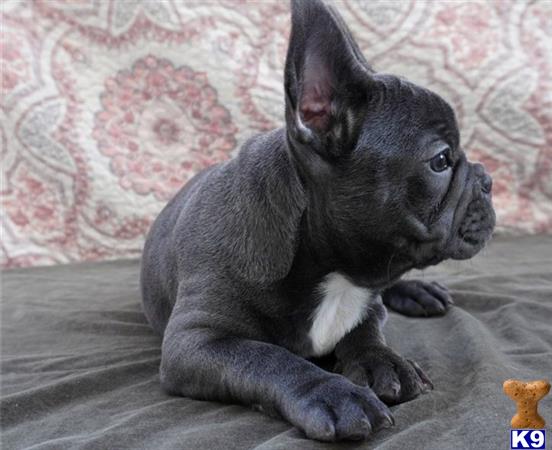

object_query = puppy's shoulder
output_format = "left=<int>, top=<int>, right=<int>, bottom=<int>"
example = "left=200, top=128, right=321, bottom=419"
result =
left=173, top=128, right=306, bottom=284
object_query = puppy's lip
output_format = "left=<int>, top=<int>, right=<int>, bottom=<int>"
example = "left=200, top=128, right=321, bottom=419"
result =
left=450, top=237, right=486, bottom=260
left=449, top=206, right=495, bottom=260
left=441, top=188, right=496, bottom=261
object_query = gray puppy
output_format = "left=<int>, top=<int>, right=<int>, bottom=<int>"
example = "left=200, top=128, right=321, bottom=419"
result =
left=141, top=0, right=495, bottom=441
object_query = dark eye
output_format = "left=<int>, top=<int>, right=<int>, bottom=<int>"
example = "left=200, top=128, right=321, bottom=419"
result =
left=430, top=149, right=452, bottom=172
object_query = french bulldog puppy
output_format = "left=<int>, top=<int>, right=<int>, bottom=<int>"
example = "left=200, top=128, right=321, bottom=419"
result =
left=141, top=0, right=495, bottom=441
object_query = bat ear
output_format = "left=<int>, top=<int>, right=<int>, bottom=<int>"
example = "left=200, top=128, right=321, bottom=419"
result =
left=284, top=0, right=374, bottom=158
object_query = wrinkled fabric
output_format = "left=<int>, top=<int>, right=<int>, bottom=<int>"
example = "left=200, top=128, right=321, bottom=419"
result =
left=2, top=236, right=552, bottom=449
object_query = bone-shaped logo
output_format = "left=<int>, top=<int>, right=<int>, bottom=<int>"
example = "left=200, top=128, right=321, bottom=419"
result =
left=503, top=379, right=550, bottom=429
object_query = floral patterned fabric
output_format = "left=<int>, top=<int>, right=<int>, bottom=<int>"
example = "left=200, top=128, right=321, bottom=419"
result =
left=1, top=0, right=551, bottom=268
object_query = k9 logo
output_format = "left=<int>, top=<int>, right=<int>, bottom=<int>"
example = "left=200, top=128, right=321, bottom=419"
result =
left=511, top=430, right=546, bottom=449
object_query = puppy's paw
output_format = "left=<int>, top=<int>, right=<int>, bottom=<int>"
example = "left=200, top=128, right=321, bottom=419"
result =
left=382, top=279, right=453, bottom=317
left=290, top=375, right=394, bottom=441
left=339, top=346, right=433, bottom=405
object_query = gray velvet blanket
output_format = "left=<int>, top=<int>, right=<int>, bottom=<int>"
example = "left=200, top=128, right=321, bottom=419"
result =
left=2, top=236, right=551, bottom=449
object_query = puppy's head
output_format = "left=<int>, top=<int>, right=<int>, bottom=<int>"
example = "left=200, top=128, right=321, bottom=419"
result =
left=284, top=0, right=495, bottom=283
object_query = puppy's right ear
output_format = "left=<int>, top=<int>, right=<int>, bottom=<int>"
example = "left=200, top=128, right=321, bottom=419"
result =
left=284, top=0, right=373, bottom=159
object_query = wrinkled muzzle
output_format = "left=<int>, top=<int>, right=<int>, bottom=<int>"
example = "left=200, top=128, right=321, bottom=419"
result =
left=447, top=162, right=496, bottom=260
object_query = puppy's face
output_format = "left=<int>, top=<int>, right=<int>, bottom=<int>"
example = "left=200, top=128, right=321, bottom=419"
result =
left=285, top=0, right=495, bottom=281
left=341, top=75, right=495, bottom=270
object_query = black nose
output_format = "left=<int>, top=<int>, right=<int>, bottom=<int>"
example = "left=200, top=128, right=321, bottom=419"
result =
left=473, top=163, right=492, bottom=194
left=481, top=173, right=492, bottom=194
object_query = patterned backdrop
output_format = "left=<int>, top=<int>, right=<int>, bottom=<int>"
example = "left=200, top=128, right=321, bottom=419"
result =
left=1, top=0, right=551, bottom=268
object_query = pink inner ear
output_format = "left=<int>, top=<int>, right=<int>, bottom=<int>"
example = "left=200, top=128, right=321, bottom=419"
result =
left=300, top=97, right=331, bottom=131
left=299, top=55, right=333, bottom=132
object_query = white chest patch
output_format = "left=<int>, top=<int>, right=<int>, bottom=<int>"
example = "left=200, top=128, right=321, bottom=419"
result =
left=308, top=272, right=373, bottom=357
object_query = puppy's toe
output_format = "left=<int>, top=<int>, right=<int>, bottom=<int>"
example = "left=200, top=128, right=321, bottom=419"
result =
left=295, top=376, right=394, bottom=441
left=340, top=348, right=433, bottom=406
left=383, top=279, right=453, bottom=317
left=371, top=364, right=402, bottom=404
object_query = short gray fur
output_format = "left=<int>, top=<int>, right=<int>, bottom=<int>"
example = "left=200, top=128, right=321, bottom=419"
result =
left=140, top=0, right=495, bottom=441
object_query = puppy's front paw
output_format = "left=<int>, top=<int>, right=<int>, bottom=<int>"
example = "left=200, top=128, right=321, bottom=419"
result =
left=383, top=279, right=453, bottom=317
left=290, top=375, right=394, bottom=441
left=339, top=346, right=433, bottom=405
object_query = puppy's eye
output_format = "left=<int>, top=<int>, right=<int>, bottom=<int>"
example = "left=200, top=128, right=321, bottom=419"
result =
left=429, top=149, right=452, bottom=172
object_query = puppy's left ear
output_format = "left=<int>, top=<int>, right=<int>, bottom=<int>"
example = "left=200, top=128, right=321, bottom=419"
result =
left=284, top=0, right=373, bottom=158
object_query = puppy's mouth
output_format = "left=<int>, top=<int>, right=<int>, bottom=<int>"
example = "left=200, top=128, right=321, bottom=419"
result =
left=448, top=195, right=496, bottom=260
